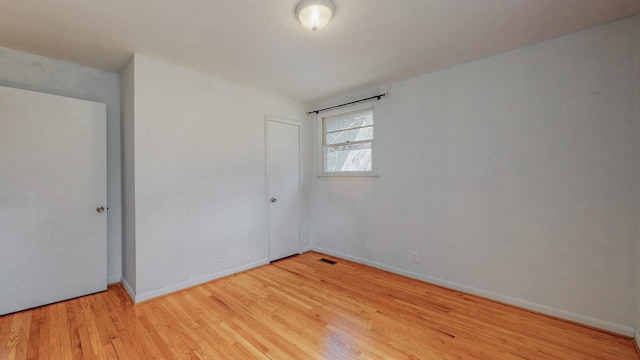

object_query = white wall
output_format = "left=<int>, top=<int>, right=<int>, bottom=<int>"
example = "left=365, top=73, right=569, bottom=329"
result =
left=123, top=54, right=306, bottom=300
left=0, top=47, right=122, bottom=283
left=309, top=17, right=639, bottom=335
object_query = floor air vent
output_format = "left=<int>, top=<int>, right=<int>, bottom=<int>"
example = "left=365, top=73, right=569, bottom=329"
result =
left=318, top=258, right=337, bottom=265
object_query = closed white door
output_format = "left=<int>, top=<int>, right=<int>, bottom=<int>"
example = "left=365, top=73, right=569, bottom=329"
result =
left=267, top=117, right=300, bottom=261
left=0, top=86, right=107, bottom=315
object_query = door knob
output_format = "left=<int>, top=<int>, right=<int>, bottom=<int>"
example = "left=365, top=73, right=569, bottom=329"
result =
left=96, top=206, right=105, bottom=214
left=270, top=198, right=277, bottom=203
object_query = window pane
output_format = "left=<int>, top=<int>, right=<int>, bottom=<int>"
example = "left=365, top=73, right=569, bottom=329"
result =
left=324, top=142, right=372, bottom=172
left=325, top=109, right=373, bottom=133
left=325, top=126, right=373, bottom=145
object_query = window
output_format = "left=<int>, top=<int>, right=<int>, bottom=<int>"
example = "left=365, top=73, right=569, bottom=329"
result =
left=321, top=105, right=376, bottom=176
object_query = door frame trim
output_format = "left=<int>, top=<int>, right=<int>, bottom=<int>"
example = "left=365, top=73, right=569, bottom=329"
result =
left=265, top=115, right=302, bottom=262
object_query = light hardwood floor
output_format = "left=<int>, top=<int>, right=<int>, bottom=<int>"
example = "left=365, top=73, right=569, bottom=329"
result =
left=1, top=251, right=638, bottom=359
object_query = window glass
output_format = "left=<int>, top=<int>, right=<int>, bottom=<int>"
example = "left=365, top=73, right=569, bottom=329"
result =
left=322, top=107, right=374, bottom=175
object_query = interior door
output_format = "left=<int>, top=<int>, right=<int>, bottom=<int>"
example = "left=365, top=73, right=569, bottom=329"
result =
left=0, top=86, right=107, bottom=315
left=267, top=117, right=301, bottom=261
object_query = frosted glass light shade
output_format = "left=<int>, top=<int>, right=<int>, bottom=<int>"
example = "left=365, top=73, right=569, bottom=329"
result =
left=296, top=0, right=335, bottom=32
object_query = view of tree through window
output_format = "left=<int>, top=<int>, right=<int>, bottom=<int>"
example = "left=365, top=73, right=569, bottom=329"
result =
left=323, top=108, right=373, bottom=173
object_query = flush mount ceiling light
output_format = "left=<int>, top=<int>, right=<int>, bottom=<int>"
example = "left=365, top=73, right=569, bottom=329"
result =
left=295, top=0, right=335, bottom=32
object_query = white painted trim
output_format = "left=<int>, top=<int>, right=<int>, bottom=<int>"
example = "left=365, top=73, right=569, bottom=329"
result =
left=309, top=246, right=635, bottom=337
left=635, top=329, right=640, bottom=349
left=108, top=276, right=121, bottom=284
left=120, top=277, right=136, bottom=302
left=132, top=258, right=269, bottom=303
left=266, top=115, right=302, bottom=127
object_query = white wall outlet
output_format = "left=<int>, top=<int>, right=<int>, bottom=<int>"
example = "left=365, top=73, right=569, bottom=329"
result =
left=216, top=250, right=224, bottom=262
left=411, top=251, right=419, bottom=264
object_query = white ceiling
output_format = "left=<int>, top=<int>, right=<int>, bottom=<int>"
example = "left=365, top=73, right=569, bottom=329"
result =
left=1, top=0, right=638, bottom=103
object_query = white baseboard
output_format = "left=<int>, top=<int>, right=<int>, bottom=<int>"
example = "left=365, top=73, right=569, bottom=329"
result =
left=635, top=329, right=640, bottom=349
left=132, top=258, right=269, bottom=303
left=120, top=277, right=136, bottom=302
left=309, top=246, right=635, bottom=337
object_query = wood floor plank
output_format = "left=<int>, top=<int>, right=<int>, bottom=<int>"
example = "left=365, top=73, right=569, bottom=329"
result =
left=5, top=311, right=30, bottom=360
left=56, top=302, right=75, bottom=359
left=0, top=251, right=637, bottom=359
left=109, top=338, right=131, bottom=360
left=25, top=309, right=41, bottom=360
left=101, top=343, right=117, bottom=360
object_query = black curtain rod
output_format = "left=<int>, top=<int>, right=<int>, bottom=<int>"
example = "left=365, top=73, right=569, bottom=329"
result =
left=307, top=93, right=387, bottom=115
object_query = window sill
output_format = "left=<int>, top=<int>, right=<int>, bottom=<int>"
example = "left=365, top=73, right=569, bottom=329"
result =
left=317, top=174, right=379, bottom=180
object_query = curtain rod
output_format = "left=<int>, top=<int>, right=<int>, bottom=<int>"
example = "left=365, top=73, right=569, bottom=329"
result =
left=307, top=93, right=387, bottom=115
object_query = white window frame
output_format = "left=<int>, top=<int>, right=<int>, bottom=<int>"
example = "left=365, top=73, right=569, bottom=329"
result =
left=317, top=101, right=379, bottom=178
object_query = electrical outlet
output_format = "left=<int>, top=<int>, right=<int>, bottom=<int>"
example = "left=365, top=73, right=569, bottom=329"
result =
left=411, top=251, right=419, bottom=264
left=216, top=250, right=224, bottom=262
